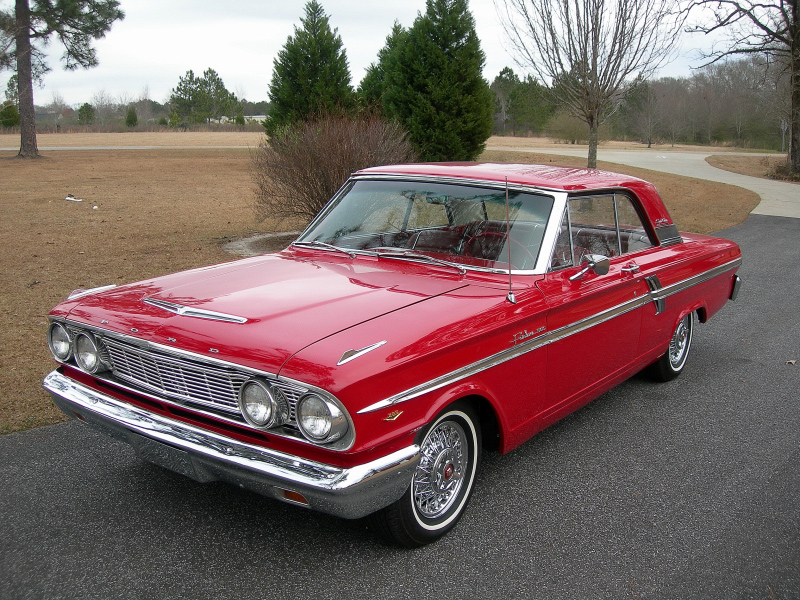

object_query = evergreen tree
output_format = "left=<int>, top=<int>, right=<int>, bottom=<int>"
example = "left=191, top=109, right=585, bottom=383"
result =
left=0, top=103, right=20, bottom=127
left=77, top=102, right=95, bottom=124
left=491, top=67, right=520, bottom=134
left=508, top=75, right=555, bottom=135
left=358, top=22, right=407, bottom=110
left=169, top=68, right=237, bottom=124
left=125, top=106, right=137, bottom=128
left=266, top=1, right=354, bottom=135
left=383, top=0, right=493, bottom=161
left=0, top=0, right=124, bottom=158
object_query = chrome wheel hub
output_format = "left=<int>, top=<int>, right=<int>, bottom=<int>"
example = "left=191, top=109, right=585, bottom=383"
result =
left=413, top=421, right=467, bottom=518
left=669, top=315, right=691, bottom=369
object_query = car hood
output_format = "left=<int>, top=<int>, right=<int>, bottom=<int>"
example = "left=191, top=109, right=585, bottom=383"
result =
left=62, top=252, right=468, bottom=374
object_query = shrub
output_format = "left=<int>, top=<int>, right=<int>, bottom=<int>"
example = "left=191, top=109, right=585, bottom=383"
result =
left=77, top=103, right=95, bottom=125
left=0, top=104, right=20, bottom=128
left=252, top=113, right=418, bottom=224
left=125, top=107, right=138, bottom=128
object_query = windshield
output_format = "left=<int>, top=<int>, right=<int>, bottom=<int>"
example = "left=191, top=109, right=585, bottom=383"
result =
left=297, top=179, right=555, bottom=271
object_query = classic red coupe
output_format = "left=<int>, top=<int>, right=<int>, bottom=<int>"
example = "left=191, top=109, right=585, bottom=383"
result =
left=44, top=163, right=741, bottom=546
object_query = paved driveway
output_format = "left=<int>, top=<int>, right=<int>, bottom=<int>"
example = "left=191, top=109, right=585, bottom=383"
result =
left=1, top=213, right=798, bottom=599
left=489, top=145, right=800, bottom=219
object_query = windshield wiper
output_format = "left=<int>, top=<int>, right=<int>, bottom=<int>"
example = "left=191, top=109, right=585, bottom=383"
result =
left=292, top=240, right=356, bottom=258
left=372, top=247, right=466, bottom=275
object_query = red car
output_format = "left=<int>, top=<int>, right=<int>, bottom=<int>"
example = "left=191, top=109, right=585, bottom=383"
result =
left=44, top=163, right=741, bottom=547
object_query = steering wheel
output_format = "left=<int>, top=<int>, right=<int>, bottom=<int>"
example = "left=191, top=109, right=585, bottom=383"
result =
left=463, top=231, right=537, bottom=269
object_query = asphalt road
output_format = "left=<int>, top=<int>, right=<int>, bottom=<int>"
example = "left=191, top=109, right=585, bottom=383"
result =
left=2, top=214, right=798, bottom=600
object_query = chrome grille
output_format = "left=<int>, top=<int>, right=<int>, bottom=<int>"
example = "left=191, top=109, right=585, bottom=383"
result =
left=98, top=335, right=303, bottom=423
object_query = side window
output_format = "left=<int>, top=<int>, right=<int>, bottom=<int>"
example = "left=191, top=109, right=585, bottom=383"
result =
left=568, top=195, right=620, bottom=261
left=549, top=193, right=654, bottom=271
left=616, top=196, right=654, bottom=253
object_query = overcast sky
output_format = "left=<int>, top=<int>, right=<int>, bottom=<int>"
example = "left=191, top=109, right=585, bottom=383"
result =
left=3, top=0, right=712, bottom=108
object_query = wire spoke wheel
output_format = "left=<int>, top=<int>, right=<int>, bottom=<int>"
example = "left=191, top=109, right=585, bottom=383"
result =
left=668, top=314, right=692, bottom=370
left=413, top=420, right=467, bottom=518
left=647, top=311, right=694, bottom=382
left=367, top=403, right=481, bottom=547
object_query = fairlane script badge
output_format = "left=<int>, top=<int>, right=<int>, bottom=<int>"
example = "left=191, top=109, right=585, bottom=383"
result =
left=511, top=326, right=546, bottom=345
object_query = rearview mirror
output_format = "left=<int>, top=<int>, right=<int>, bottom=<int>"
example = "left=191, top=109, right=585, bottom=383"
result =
left=569, top=254, right=610, bottom=281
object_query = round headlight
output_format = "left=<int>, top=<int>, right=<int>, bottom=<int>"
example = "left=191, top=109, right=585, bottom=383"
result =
left=74, top=333, right=106, bottom=373
left=238, top=379, right=287, bottom=429
left=296, top=393, right=348, bottom=443
left=47, top=322, right=72, bottom=361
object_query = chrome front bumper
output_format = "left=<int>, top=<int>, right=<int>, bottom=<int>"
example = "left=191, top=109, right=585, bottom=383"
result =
left=43, top=370, right=420, bottom=519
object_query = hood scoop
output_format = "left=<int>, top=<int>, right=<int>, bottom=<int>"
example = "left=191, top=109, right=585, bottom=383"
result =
left=143, top=298, right=248, bottom=324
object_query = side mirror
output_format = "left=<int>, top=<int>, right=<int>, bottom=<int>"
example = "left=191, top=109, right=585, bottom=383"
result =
left=569, top=254, right=610, bottom=281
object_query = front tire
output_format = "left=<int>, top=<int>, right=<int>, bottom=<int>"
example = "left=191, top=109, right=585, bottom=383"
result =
left=369, top=403, right=481, bottom=547
left=647, top=312, right=694, bottom=382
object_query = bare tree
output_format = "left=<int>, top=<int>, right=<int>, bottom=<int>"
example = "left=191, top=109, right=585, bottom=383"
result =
left=686, top=0, right=799, bottom=173
left=496, top=0, right=685, bottom=167
left=656, top=77, right=689, bottom=146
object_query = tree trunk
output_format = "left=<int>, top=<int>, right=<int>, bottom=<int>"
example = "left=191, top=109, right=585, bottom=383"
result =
left=587, top=117, right=598, bottom=168
left=791, top=40, right=800, bottom=173
left=15, top=0, right=39, bottom=159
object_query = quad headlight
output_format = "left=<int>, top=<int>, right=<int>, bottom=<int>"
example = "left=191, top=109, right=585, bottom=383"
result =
left=296, top=393, right=348, bottom=444
left=73, top=332, right=109, bottom=374
left=47, top=322, right=73, bottom=361
left=238, top=379, right=289, bottom=429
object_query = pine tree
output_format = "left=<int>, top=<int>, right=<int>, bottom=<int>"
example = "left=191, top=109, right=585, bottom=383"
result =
left=77, top=102, right=94, bottom=125
left=266, top=1, right=354, bottom=135
left=169, top=68, right=237, bottom=124
left=383, top=0, right=493, bottom=161
left=358, top=22, right=407, bottom=110
left=0, top=0, right=124, bottom=158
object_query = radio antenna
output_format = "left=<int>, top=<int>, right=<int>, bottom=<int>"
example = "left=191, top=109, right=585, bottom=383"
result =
left=504, top=177, right=517, bottom=304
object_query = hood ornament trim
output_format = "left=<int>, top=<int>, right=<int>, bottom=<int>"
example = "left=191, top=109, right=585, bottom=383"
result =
left=338, top=341, right=387, bottom=366
left=143, top=298, right=248, bottom=324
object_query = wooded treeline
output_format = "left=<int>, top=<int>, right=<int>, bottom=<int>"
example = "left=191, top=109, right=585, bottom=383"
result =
left=492, top=55, right=789, bottom=150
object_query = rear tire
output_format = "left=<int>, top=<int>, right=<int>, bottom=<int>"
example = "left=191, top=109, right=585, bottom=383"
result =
left=647, top=312, right=694, bottom=382
left=368, top=403, right=481, bottom=548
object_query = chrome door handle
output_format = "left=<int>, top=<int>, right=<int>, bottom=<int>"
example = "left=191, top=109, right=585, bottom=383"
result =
left=621, top=262, right=640, bottom=273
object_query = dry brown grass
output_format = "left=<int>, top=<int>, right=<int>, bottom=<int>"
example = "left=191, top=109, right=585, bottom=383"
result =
left=0, top=145, right=284, bottom=433
left=706, top=154, right=799, bottom=183
left=0, top=134, right=759, bottom=434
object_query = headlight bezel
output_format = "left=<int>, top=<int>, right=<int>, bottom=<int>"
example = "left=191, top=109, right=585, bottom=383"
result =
left=238, top=378, right=289, bottom=429
left=73, top=332, right=110, bottom=374
left=296, top=392, right=349, bottom=444
left=47, top=321, right=73, bottom=361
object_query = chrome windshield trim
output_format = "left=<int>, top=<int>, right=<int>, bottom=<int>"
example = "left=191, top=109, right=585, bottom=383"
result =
left=358, top=258, right=742, bottom=414
left=296, top=174, right=566, bottom=276
left=143, top=298, right=248, bottom=324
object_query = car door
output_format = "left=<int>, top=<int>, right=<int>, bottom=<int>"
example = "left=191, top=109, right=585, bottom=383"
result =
left=536, top=193, right=656, bottom=416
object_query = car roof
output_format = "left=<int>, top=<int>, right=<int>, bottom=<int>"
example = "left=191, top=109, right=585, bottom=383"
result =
left=354, top=162, right=652, bottom=192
